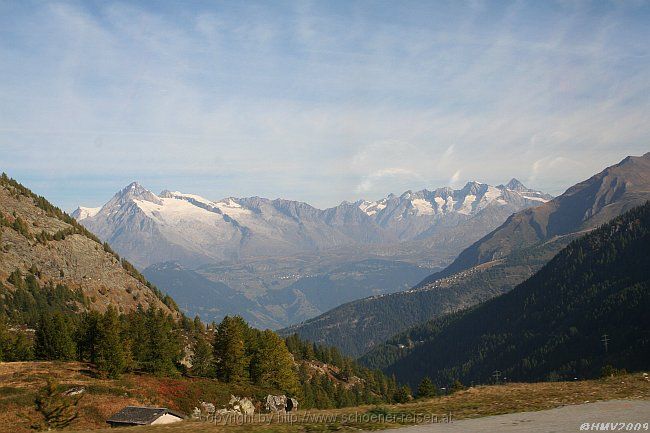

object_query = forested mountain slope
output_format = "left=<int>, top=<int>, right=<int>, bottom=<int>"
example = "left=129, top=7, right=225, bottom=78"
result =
left=362, top=203, right=650, bottom=387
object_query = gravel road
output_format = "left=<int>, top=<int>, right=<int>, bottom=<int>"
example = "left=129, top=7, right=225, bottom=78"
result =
left=379, top=400, right=650, bottom=433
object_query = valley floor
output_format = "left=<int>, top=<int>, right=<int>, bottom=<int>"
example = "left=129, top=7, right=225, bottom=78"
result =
left=1, top=361, right=648, bottom=433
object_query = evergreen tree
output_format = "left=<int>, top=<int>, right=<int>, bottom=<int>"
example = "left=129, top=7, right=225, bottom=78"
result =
left=95, top=307, right=127, bottom=378
left=213, top=316, right=248, bottom=383
left=393, top=384, right=412, bottom=403
left=193, top=315, right=204, bottom=333
left=4, top=331, right=33, bottom=361
left=76, top=311, right=101, bottom=363
left=190, top=335, right=214, bottom=377
left=303, top=342, right=315, bottom=360
left=313, top=376, right=334, bottom=408
left=450, top=379, right=465, bottom=393
left=0, top=317, right=7, bottom=361
left=35, top=312, right=76, bottom=360
left=144, top=306, right=180, bottom=376
left=298, top=363, right=315, bottom=408
left=125, top=306, right=148, bottom=368
left=250, top=330, right=300, bottom=395
left=417, top=377, right=437, bottom=398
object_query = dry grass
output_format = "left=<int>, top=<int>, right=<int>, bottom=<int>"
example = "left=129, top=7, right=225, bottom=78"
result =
left=1, top=361, right=648, bottom=433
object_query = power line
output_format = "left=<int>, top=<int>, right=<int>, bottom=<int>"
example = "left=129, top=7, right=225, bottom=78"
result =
left=601, top=334, right=610, bottom=353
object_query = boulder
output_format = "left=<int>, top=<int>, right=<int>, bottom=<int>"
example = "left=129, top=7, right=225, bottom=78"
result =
left=200, top=401, right=215, bottom=414
left=228, top=395, right=255, bottom=415
left=265, top=394, right=287, bottom=412
left=63, top=387, right=85, bottom=396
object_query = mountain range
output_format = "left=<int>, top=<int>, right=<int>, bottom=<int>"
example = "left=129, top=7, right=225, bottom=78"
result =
left=73, top=179, right=550, bottom=328
left=74, top=179, right=550, bottom=268
left=282, top=153, right=650, bottom=356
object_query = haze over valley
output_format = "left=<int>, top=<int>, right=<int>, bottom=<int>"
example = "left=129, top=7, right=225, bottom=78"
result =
left=73, top=178, right=550, bottom=328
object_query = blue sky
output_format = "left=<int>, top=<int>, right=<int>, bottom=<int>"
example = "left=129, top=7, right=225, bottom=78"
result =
left=1, top=0, right=649, bottom=211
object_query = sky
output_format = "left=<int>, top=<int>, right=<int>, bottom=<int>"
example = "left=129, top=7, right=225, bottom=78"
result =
left=0, top=0, right=649, bottom=211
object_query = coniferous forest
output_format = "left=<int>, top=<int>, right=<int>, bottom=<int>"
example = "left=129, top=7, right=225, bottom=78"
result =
left=362, top=202, right=650, bottom=388
left=0, top=268, right=397, bottom=409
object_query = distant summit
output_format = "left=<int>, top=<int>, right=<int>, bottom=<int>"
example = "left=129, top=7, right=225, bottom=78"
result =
left=71, top=206, right=101, bottom=220
left=504, top=178, right=526, bottom=191
left=435, top=152, right=650, bottom=279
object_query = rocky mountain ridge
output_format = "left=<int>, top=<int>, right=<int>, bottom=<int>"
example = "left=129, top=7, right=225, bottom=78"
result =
left=0, top=173, right=176, bottom=317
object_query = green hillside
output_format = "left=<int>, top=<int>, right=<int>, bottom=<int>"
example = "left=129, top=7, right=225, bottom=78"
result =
left=362, top=202, right=650, bottom=387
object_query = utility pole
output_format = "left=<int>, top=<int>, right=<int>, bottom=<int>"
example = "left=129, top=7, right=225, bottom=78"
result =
left=601, top=334, right=609, bottom=353
left=492, top=370, right=501, bottom=384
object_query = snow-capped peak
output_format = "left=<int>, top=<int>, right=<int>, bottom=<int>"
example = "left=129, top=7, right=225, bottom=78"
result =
left=160, top=190, right=218, bottom=208
left=113, top=181, right=162, bottom=205
left=73, top=179, right=553, bottom=272
left=358, top=198, right=387, bottom=216
left=71, top=206, right=101, bottom=221
left=504, top=178, right=527, bottom=191
left=353, top=179, right=554, bottom=218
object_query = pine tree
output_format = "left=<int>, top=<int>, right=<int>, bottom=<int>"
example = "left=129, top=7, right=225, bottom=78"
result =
left=394, top=384, right=412, bottom=403
left=0, top=317, right=7, bottom=361
left=7, top=269, right=24, bottom=289
left=144, top=307, right=180, bottom=376
left=450, top=379, right=465, bottom=393
left=35, top=312, right=76, bottom=360
left=193, top=315, right=204, bottom=333
left=313, top=376, right=334, bottom=408
left=298, top=363, right=315, bottom=408
left=417, top=377, right=436, bottom=398
left=9, top=331, right=34, bottom=361
left=76, top=311, right=101, bottom=363
left=125, top=305, right=148, bottom=368
left=190, top=335, right=214, bottom=377
left=303, top=342, right=315, bottom=360
left=95, top=307, right=127, bottom=378
left=213, top=316, right=248, bottom=383
left=250, top=330, right=300, bottom=395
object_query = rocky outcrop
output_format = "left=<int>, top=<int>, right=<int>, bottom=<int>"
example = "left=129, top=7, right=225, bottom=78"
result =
left=265, top=395, right=298, bottom=413
left=228, top=395, right=255, bottom=415
left=193, top=396, right=255, bottom=420
left=265, top=395, right=287, bottom=412
left=0, top=175, right=174, bottom=316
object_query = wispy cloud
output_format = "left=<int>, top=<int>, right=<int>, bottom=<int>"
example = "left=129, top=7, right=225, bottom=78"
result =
left=0, top=1, right=648, bottom=209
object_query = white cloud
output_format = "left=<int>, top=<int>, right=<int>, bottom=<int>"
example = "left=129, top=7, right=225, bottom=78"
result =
left=449, top=170, right=462, bottom=188
left=0, top=1, right=648, bottom=209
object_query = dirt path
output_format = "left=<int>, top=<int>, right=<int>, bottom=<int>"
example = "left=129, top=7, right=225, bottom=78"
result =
left=381, top=400, right=650, bottom=433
